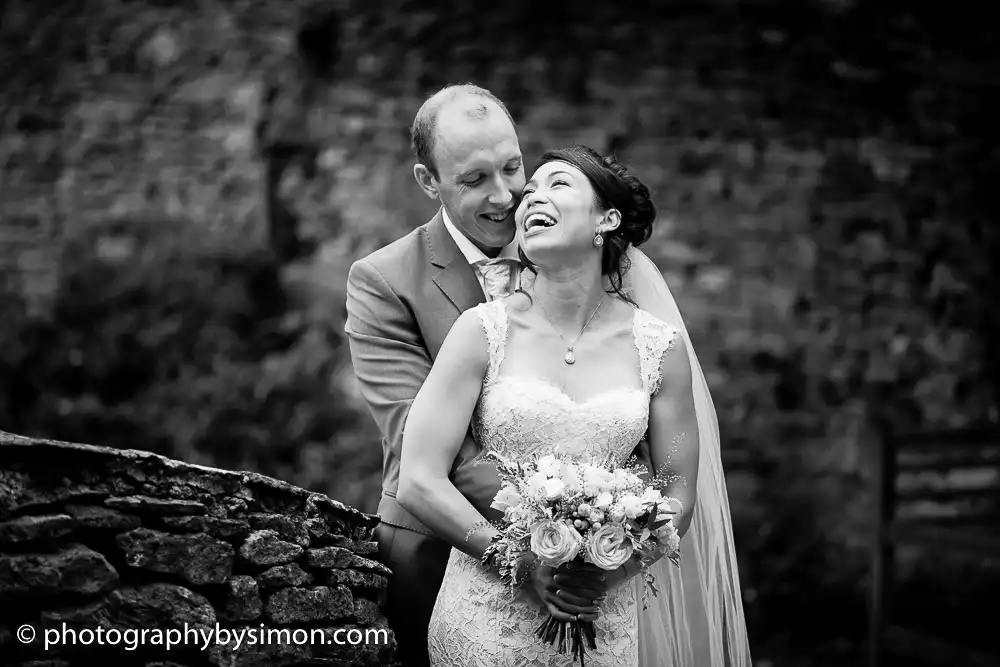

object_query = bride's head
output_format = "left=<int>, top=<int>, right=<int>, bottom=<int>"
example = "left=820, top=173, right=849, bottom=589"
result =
left=514, top=146, right=655, bottom=294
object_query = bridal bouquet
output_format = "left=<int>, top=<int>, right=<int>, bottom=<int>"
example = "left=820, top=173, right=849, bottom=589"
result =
left=481, top=451, right=683, bottom=666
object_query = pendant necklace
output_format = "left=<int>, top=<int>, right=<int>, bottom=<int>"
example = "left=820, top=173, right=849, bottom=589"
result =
left=536, top=294, right=605, bottom=365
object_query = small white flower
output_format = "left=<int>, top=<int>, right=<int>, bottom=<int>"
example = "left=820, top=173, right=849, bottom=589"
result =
left=593, top=491, right=614, bottom=510
left=641, top=488, right=663, bottom=506
left=536, top=454, right=561, bottom=477
left=561, top=462, right=582, bottom=494
left=541, top=477, right=566, bottom=500
left=491, top=483, right=523, bottom=512
left=583, top=466, right=614, bottom=495
left=619, top=493, right=645, bottom=519
left=526, top=471, right=549, bottom=499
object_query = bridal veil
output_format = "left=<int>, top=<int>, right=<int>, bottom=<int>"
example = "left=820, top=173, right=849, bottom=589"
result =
left=623, top=246, right=752, bottom=667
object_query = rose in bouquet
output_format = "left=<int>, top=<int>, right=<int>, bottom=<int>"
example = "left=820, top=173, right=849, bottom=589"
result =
left=481, top=452, right=683, bottom=666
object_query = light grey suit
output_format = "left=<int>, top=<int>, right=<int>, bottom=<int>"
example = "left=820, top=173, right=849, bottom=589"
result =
left=344, top=210, right=501, bottom=667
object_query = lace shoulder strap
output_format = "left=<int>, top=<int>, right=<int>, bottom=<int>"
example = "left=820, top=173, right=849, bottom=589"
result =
left=632, top=308, right=681, bottom=395
left=472, top=300, right=509, bottom=384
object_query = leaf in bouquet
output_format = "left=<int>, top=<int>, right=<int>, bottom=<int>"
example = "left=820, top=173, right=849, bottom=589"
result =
left=650, top=517, right=671, bottom=531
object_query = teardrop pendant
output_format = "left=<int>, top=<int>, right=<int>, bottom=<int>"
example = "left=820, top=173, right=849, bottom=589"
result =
left=564, top=348, right=575, bottom=365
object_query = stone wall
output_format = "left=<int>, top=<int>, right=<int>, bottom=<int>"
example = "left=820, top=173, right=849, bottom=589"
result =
left=0, top=430, right=398, bottom=667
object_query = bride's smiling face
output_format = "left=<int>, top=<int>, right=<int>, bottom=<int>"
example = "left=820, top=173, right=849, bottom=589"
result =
left=515, top=161, right=613, bottom=266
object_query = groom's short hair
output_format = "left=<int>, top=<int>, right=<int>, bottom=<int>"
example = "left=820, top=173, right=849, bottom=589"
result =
left=410, top=83, right=515, bottom=180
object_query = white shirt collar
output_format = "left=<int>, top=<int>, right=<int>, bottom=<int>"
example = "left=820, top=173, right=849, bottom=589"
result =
left=441, top=207, right=519, bottom=265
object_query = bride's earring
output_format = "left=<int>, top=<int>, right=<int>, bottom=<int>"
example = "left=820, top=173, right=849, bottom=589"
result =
left=593, top=232, right=604, bottom=247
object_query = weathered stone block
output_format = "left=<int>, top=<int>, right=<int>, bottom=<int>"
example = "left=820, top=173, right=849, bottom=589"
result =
left=305, top=546, right=353, bottom=569
left=222, top=575, right=262, bottom=622
left=64, top=505, right=140, bottom=532
left=246, top=513, right=309, bottom=547
left=116, top=528, right=234, bottom=585
left=305, top=495, right=380, bottom=538
left=107, top=583, right=217, bottom=630
left=353, top=598, right=381, bottom=626
left=353, top=540, right=378, bottom=556
left=264, top=585, right=353, bottom=625
left=305, top=546, right=392, bottom=578
left=302, top=517, right=334, bottom=543
left=347, top=554, right=392, bottom=577
left=0, top=468, right=110, bottom=522
left=41, top=583, right=216, bottom=633
left=105, top=496, right=206, bottom=516
left=257, top=563, right=313, bottom=588
left=0, top=544, right=118, bottom=600
left=0, top=514, right=76, bottom=544
left=222, top=497, right=248, bottom=516
left=160, top=516, right=250, bottom=541
left=323, top=568, right=387, bottom=592
left=238, top=530, right=303, bottom=567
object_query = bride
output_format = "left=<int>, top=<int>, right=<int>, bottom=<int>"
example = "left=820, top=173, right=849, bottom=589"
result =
left=397, top=145, right=751, bottom=666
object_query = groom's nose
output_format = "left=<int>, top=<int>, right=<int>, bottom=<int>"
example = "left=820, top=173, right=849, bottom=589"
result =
left=486, top=178, right=513, bottom=208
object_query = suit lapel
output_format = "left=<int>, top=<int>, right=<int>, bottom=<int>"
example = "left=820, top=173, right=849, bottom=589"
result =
left=427, top=212, right=486, bottom=315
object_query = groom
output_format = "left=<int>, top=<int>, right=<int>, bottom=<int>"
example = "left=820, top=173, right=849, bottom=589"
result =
left=343, top=84, right=526, bottom=667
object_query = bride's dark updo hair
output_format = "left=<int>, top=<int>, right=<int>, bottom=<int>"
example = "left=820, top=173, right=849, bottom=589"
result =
left=519, top=145, right=656, bottom=303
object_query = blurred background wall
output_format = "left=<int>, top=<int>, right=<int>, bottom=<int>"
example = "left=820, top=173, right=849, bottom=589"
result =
left=2, top=0, right=998, bottom=664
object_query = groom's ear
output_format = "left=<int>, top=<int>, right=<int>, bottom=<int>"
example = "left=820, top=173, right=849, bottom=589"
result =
left=413, top=163, right=441, bottom=200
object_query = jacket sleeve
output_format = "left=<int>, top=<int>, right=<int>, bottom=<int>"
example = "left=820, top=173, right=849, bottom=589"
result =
left=344, top=258, right=503, bottom=522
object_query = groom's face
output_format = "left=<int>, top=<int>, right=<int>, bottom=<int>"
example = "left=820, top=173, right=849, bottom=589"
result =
left=417, top=101, right=525, bottom=255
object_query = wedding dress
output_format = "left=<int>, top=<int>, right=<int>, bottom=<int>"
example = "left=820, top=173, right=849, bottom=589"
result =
left=426, top=298, right=679, bottom=666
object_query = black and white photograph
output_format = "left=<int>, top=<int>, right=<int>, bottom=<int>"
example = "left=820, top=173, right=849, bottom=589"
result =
left=1, top=1, right=997, bottom=666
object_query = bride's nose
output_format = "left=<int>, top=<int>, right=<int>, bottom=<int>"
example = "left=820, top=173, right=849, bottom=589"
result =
left=523, top=189, right=547, bottom=206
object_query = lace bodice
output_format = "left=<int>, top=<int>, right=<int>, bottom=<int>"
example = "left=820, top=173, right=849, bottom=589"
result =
left=471, top=299, right=678, bottom=468
left=427, top=299, right=681, bottom=667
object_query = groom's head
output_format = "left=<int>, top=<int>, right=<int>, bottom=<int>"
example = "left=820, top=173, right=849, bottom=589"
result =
left=411, top=84, right=525, bottom=257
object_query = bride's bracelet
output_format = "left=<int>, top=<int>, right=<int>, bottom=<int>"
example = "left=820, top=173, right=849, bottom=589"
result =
left=465, top=519, right=493, bottom=543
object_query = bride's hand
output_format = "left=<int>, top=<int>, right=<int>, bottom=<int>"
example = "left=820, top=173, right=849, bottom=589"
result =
left=530, top=563, right=603, bottom=623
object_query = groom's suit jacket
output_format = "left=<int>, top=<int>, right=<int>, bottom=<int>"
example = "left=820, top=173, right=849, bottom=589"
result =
left=344, top=209, right=501, bottom=536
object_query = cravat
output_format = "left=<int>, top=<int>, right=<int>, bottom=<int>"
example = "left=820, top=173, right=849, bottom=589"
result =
left=474, top=258, right=520, bottom=301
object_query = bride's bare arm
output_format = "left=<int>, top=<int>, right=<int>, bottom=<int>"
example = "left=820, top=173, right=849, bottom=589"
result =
left=647, top=332, right=700, bottom=539
left=602, top=330, right=700, bottom=591
left=397, top=309, right=499, bottom=560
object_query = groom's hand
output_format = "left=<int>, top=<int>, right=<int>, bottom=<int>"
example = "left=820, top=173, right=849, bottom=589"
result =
left=451, top=451, right=504, bottom=524
left=631, top=438, right=654, bottom=483
left=530, top=563, right=604, bottom=623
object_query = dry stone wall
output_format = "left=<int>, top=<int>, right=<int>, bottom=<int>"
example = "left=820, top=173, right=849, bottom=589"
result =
left=0, top=430, right=398, bottom=667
